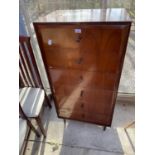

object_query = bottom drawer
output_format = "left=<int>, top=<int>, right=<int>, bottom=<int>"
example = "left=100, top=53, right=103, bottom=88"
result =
left=55, top=86, right=115, bottom=116
left=58, top=109, right=111, bottom=126
left=58, top=98, right=112, bottom=116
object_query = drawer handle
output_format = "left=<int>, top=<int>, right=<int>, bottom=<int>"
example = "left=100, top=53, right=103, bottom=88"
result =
left=80, top=103, right=84, bottom=108
left=80, top=90, right=84, bottom=97
left=76, top=57, right=83, bottom=64
left=76, top=35, right=82, bottom=42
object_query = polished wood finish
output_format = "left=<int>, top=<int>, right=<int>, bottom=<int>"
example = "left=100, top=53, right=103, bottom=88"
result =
left=34, top=9, right=131, bottom=126
left=49, top=69, right=117, bottom=90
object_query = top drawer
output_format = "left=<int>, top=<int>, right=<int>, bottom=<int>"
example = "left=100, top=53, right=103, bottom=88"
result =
left=38, top=25, right=101, bottom=49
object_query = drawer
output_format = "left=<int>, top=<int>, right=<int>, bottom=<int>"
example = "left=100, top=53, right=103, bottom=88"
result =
left=39, top=25, right=100, bottom=50
left=59, top=99, right=91, bottom=112
left=88, top=99, right=113, bottom=116
left=45, top=46, right=121, bottom=73
left=49, top=68, right=117, bottom=90
left=87, top=113, right=111, bottom=126
left=54, top=85, right=115, bottom=115
left=45, top=47, right=97, bottom=70
left=45, top=47, right=68, bottom=67
left=54, top=85, right=115, bottom=100
left=49, top=68, right=69, bottom=86
left=58, top=98, right=112, bottom=116
left=97, top=28, right=122, bottom=73
left=59, top=109, right=87, bottom=121
left=58, top=109, right=111, bottom=126
left=40, top=26, right=80, bottom=49
left=68, top=70, right=117, bottom=90
left=67, top=52, right=98, bottom=71
left=60, top=85, right=115, bottom=103
left=97, top=53, right=121, bottom=73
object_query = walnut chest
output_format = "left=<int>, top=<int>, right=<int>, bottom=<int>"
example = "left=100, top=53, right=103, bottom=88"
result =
left=34, top=8, right=131, bottom=126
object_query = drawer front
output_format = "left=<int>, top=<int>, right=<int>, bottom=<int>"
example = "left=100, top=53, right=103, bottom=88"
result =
left=54, top=85, right=115, bottom=101
left=68, top=52, right=97, bottom=71
left=49, top=69, right=117, bottom=90
left=58, top=98, right=113, bottom=116
left=39, top=26, right=80, bottom=49
left=87, top=113, right=111, bottom=126
left=46, top=47, right=98, bottom=71
left=54, top=85, right=115, bottom=115
left=59, top=109, right=111, bottom=126
left=45, top=47, right=68, bottom=68
left=49, top=68, right=69, bottom=86
left=63, top=86, right=114, bottom=103
left=45, top=47, right=120, bottom=73
left=59, top=109, right=86, bottom=119
left=39, top=25, right=99, bottom=50
left=59, top=99, right=90, bottom=112
left=97, top=52, right=121, bottom=73
left=68, top=70, right=117, bottom=90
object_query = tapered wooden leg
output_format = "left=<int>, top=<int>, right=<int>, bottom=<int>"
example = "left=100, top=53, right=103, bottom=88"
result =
left=45, top=94, right=52, bottom=108
left=64, top=119, right=66, bottom=128
left=103, top=126, right=106, bottom=131
left=36, top=116, right=46, bottom=137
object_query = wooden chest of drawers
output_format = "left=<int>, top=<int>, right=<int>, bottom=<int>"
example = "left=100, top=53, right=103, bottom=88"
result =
left=34, top=8, right=131, bottom=126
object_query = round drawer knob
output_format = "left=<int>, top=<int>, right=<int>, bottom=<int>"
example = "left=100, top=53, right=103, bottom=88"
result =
left=80, top=75, right=83, bottom=81
left=76, top=36, right=82, bottom=42
left=76, top=57, right=83, bottom=64
left=80, top=90, right=84, bottom=97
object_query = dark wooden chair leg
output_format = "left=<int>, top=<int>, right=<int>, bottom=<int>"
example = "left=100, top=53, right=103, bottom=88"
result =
left=36, top=116, right=46, bottom=137
left=45, top=94, right=52, bottom=108
left=27, top=119, right=40, bottom=137
left=19, top=104, right=40, bottom=137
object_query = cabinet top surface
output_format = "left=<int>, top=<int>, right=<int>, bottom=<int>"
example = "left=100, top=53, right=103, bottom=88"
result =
left=35, top=8, right=131, bottom=23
